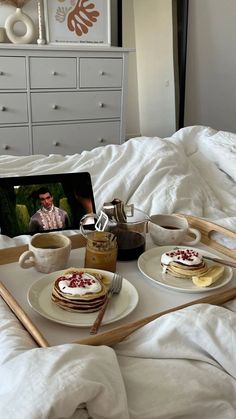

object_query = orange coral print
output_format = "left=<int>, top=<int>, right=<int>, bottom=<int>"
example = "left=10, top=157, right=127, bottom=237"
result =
left=67, top=0, right=100, bottom=37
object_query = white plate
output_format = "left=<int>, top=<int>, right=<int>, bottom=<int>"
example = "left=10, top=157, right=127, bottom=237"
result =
left=138, top=246, right=233, bottom=293
left=27, top=268, right=139, bottom=327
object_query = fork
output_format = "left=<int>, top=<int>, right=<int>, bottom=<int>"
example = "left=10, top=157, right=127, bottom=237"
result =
left=90, top=273, right=123, bottom=335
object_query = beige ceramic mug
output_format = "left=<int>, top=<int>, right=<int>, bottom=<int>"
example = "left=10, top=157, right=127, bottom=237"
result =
left=19, top=233, right=71, bottom=274
left=149, top=214, right=201, bottom=246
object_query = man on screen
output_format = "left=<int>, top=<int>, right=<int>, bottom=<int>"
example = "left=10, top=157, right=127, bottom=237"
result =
left=29, top=187, right=69, bottom=233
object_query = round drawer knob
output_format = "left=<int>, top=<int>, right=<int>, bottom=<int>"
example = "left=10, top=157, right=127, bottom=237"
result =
left=98, top=102, right=104, bottom=108
left=2, top=144, right=9, bottom=150
left=98, top=138, right=105, bottom=143
left=99, top=71, right=105, bottom=76
left=0, top=71, right=4, bottom=76
left=52, top=104, right=58, bottom=110
left=0, top=106, right=6, bottom=111
left=51, top=71, right=57, bottom=76
left=53, top=141, right=60, bottom=146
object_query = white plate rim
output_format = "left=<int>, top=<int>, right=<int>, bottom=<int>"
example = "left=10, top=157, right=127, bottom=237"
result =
left=27, top=268, right=139, bottom=327
left=137, top=246, right=233, bottom=293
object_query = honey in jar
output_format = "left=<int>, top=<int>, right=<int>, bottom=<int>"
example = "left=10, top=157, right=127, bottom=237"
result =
left=84, top=231, right=117, bottom=272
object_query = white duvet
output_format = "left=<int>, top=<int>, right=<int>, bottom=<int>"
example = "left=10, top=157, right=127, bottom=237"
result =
left=1, top=125, right=236, bottom=418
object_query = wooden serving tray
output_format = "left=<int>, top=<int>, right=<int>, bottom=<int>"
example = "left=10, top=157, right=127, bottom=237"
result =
left=0, top=220, right=235, bottom=349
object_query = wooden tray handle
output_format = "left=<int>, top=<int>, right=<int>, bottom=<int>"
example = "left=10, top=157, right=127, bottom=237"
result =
left=176, top=214, right=236, bottom=259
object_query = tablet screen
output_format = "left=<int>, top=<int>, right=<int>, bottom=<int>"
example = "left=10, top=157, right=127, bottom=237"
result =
left=0, top=172, right=96, bottom=238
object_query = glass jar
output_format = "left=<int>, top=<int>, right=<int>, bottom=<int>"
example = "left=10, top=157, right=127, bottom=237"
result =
left=84, top=231, right=117, bottom=272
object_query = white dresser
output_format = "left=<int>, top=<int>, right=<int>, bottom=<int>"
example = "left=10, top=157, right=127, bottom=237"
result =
left=0, top=45, right=130, bottom=155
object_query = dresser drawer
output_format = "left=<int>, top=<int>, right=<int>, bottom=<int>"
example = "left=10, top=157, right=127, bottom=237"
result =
left=79, top=58, right=123, bottom=88
left=29, top=57, right=77, bottom=89
left=31, top=91, right=121, bottom=122
left=32, top=121, right=120, bottom=154
left=0, top=93, right=28, bottom=124
left=0, top=57, right=26, bottom=89
left=0, top=126, right=30, bottom=155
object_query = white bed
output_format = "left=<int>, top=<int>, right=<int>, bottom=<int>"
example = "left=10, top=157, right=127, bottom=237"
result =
left=0, top=125, right=236, bottom=418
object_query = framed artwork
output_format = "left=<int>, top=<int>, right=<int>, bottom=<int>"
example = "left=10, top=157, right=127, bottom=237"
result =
left=43, top=0, right=111, bottom=45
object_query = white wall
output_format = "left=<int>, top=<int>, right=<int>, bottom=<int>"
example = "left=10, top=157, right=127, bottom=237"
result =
left=131, top=0, right=176, bottom=138
left=122, top=0, right=140, bottom=138
left=185, top=0, right=236, bottom=133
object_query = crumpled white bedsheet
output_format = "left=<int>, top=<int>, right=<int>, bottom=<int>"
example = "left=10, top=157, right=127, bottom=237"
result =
left=0, top=125, right=236, bottom=249
left=0, top=298, right=129, bottom=419
left=115, top=302, right=236, bottom=419
left=1, top=295, right=236, bottom=419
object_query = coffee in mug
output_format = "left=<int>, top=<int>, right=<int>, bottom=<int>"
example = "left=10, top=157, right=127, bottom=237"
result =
left=149, top=214, right=201, bottom=246
left=19, top=233, right=71, bottom=273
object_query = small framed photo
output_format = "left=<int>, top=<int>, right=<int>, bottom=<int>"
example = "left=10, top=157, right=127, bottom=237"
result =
left=43, top=0, right=111, bottom=45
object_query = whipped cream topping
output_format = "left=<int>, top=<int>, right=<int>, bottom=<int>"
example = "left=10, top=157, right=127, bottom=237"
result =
left=161, top=248, right=202, bottom=266
left=58, top=272, right=102, bottom=296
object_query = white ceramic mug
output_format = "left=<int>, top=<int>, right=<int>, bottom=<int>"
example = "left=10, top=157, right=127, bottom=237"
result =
left=19, top=233, right=71, bottom=274
left=149, top=214, right=201, bottom=246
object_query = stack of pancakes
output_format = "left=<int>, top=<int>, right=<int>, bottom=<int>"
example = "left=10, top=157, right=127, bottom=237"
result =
left=51, top=268, right=108, bottom=312
left=161, top=248, right=208, bottom=278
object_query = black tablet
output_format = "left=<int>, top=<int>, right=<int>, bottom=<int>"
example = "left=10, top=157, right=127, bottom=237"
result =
left=0, top=172, right=96, bottom=237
